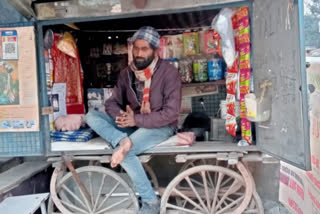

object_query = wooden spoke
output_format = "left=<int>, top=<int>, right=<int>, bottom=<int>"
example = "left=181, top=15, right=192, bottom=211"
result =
left=166, top=203, right=204, bottom=214
left=215, top=179, right=241, bottom=210
left=88, top=172, right=94, bottom=207
left=96, top=181, right=121, bottom=211
left=60, top=199, right=88, bottom=214
left=96, top=197, right=130, bottom=214
left=185, top=176, right=209, bottom=213
left=61, top=184, right=87, bottom=210
left=210, top=172, right=223, bottom=214
left=72, top=176, right=93, bottom=213
left=201, top=171, right=211, bottom=210
left=216, top=195, right=245, bottom=214
left=173, top=187, right=206, bottom=212
left=93, top=174, right=106, bottom=211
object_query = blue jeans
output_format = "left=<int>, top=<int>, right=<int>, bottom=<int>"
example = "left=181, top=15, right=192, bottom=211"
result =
left=85, top=110, right=174, bottom=202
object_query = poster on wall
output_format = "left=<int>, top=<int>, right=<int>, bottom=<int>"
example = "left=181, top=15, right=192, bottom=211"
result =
left=0, top=26, right=39, bottom=132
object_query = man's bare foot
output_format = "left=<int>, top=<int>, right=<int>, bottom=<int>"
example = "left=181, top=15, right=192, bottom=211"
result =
left=110, top=137, right=132, bottom=168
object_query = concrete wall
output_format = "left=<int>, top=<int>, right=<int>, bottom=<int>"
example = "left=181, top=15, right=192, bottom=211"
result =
left=0, top=0, right=27, bottom=24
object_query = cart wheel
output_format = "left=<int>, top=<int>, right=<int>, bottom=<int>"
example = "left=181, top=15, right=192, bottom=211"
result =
left=48, top=196, right=61, bottom=214
left=50, top=166, right=139, bottom=214
left=179, top=159, right=227, bottom=174
left=243, top=191, right=264, bottom=214
left=177, top=160, right=263, bottom=214
left=160, top=165, right=252, bottom=214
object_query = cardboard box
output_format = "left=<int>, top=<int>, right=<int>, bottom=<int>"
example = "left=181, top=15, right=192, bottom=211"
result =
left=280, top=161, right=320, bottom=214
left=279, top=161, right=309, bottom=214
left=310, top=112, right=320, bottom=176
left=306, top=183, right=320, bottom=214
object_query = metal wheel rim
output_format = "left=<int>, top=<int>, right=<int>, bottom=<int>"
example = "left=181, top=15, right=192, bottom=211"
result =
left=160, top=165, right=251, bottom=214
left=50, top=166, right=139, bottom=214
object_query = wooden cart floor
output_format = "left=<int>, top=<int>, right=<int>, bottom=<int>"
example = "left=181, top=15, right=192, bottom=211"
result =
left=50, top=137, right=258, bottom=156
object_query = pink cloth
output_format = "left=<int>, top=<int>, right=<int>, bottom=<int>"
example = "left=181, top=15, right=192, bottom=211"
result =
left=54, top=114, right=85, bottom=131
left=177, top=132, right=195, bottom=146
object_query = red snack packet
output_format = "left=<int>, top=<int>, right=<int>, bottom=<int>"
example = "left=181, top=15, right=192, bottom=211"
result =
left=226, top=73, right=237, bottom=95
left=204, top=30, right=221, bottom=55
left=227, top=59, right=239, bottom=73
left=226, top=94, right=236, bottom=116
left=226, top=115, right=237, bottom=136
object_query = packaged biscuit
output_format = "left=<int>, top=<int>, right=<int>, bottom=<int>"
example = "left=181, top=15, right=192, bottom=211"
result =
left=204, top=30, right=222, bottom=55
left=183, top=32, right=200, bottom=56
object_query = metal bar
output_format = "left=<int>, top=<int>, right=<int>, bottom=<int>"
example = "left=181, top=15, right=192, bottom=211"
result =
left=298, top=0, right=311, bottom=171
left=38, top=0, right=251, bottom=26
left=35, top=22, right=51, bottom=156
left=80, top=26, right=211, bottom=33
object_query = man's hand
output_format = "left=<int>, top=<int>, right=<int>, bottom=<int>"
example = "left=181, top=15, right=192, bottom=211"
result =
left=116, top=105, right=136, bottom=128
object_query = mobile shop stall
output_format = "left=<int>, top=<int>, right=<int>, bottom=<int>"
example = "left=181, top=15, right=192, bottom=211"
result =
left=0, top=0, right=310, bottom=213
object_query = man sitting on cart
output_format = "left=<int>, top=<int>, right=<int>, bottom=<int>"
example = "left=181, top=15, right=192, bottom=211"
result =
left=86, top=26, right=182, bottom=214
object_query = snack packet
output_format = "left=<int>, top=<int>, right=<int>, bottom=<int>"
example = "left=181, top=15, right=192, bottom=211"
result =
left=226, top=94, right=236, bottom=116
left=226, top=114, right=237, bottom=136
left=226, top=73, right=237, bottom=95
left=204, top=30, right=222, bottom=55
left=183, top=32, right=199, bottom=56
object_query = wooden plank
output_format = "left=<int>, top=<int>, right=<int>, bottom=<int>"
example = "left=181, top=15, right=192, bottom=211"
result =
left=0, top=193, right=49, bottom=214
left=0, top=161, right=50, bottom=194
left=49, top=137, right=258, bottom=157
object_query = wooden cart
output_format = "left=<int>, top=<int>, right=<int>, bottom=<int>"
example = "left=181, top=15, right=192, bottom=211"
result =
left=0, top=0, right=310, bottom=214
left=47, top=140, right=265, bottom=214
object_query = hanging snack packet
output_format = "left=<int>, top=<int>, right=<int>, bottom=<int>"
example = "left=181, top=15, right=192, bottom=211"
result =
left=166, top=35, right=184, bottom=59
left=226, top=115, right=237, bottom=136
left=227, top=58, right=238, bottom=73
left=158, top=37, right=167, bottom=59
left=240, top=96, right=247, bottom=118
left=183, top=32, right=200, bottom=56
left=226, top=73, right=237, bottom=95
left=239, top=69, right=250, bottom=95
left=226, top=94, right=236, bottom=116
left=241, top=118, right=252, bottom=144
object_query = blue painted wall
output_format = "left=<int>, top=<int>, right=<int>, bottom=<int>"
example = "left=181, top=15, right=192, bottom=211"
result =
left=0, top=0, right=27, bottom=24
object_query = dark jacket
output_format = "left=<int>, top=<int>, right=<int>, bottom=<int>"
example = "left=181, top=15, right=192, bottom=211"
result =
left=105, top=59, right=182, bottom=129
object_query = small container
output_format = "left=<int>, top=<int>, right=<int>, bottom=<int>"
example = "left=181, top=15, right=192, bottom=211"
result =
left=193, top=56, right=208, bottom=82
left=207, top=56, right=224, bottom=81
left=210, top=117, right=234, bottom=142
left=179, top=57, right=193, bottom=83
left=245, top=93, right=271, bottom=122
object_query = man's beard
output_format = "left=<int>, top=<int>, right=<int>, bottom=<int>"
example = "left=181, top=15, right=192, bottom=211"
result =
left=133, top=54, right=154, bottom=70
